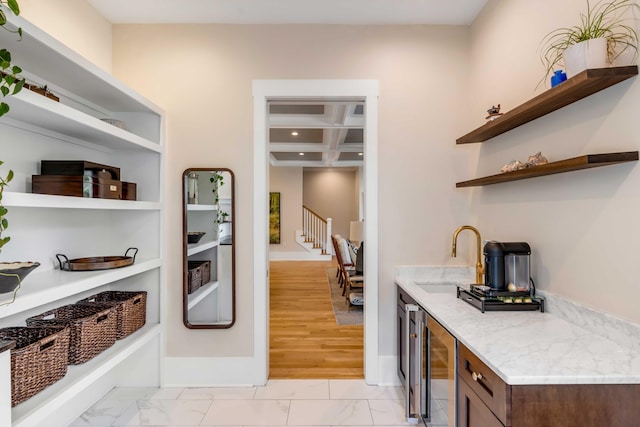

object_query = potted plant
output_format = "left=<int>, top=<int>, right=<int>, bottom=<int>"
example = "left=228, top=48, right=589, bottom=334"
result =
left=0, top=0, right=25, bottom=117
left=540, top=0, right=639, bottom=83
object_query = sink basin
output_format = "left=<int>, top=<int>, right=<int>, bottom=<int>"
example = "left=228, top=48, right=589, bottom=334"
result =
left=413, top=282, right=462, bottom=293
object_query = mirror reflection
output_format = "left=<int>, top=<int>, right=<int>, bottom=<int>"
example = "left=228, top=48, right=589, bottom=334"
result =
left=183, top=168, right=235, bottom=328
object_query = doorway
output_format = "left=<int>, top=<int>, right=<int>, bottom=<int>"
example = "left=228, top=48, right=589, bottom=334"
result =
left=253, top=80, right=379, bottom=384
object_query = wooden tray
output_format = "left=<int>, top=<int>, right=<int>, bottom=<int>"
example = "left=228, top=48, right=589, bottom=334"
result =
left=56, top=248, right=138, bottom=271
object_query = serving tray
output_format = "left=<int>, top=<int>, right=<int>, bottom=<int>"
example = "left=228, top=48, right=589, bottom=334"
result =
left=56, top=248, right=138, bottom=271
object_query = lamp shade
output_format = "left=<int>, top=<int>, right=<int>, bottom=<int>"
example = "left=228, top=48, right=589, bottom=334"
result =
left=349, top=221, right=364, bottom=243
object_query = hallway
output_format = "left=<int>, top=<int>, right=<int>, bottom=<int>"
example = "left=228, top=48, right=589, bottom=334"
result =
left=269, top=260, right=364, bottom=379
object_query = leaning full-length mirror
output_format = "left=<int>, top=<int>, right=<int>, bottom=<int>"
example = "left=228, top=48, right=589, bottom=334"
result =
left=182, top=168, right=235, bottom=328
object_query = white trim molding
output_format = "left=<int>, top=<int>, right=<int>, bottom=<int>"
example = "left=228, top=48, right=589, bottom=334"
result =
left=253, top=79, right=380, bottom=384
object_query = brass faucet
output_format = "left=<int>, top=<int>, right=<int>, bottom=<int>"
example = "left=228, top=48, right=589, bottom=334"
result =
left=451, top=225, right=484, bottom=284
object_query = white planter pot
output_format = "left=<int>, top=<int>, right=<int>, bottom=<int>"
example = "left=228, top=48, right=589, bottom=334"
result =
left=563, top=38, right=609, bottom=78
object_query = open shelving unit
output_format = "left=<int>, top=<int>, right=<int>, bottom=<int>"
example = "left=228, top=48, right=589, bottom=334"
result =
left=457, top=66, right=638, bottom=144
left=0, top=11, right=165, bottom=427
left=456, top=66, right=639, bottom=187
left=456, top=152, right=639, bottom=187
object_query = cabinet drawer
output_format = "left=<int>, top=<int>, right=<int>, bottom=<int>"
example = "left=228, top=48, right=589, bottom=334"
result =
left=458, top=377, right=504, bottom=427
left=458, top=343, right=510, bottom=426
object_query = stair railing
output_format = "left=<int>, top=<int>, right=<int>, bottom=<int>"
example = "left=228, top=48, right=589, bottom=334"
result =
left=302, top=205, right=332, bottom=255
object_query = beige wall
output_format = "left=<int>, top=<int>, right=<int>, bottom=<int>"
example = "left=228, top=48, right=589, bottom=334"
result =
left=269, top=166, right=305, bottom=253
left=112, top=24, right=471, bottom=359
left=20, top=0, right=112, bottom=72
left=470, top=0, right=640, bottom=323
left=303, top=169, right=358, bottom=239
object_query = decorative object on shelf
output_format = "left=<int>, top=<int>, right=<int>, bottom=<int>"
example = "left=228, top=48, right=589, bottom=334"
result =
left=99, top=118, right=127, bottom=130
left=551, top=69, right=568, bottom=87
left=56, top=247, right=138, bottom=271
left=500, top=160, right=525, bottom=173
left=485, top=104, right=503, bottom=121
left=0, top=0, right=25, bottom=117
left=76, top=291, right=147, bottom=340
left=539, top=0, right=639, bottom=84
left=187, top=260, right=211, bottom=294
left=269, top=192, right=281, bottom=244
left=0, top=261, right=39, bottom=294
left=187, top=172, right=198, bottom=204
left=0, top=326, right=70, bottom=406
left=32, top=160, right=137, bottom=200
left=187, top=231, right=206, bottom=244
left=525, top=151, right=549, bottom=167
left=26, top=304, right=117, bottom=364
left=24, top=82, right=59, bottom=102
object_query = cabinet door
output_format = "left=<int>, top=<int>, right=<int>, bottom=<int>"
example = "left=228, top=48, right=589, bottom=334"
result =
left=397, top=303, right=407, bottom=383
left=458, top=377, right=504, bottom=427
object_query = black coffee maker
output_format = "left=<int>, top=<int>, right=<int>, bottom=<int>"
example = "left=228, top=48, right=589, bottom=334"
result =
left=483, top=242, right=531, bottom=292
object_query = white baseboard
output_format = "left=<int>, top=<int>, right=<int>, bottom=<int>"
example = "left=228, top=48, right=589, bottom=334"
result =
left=269, top=251, right=332, bottom=261
left=377, top=356, right=402, bottom=386
left=163, top=357, right=266, bottom=387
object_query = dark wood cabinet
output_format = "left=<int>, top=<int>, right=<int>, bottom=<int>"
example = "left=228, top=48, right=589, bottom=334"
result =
left=458, top=376, right=504, bottom=427
left=458, top=342, right=640, bottom=426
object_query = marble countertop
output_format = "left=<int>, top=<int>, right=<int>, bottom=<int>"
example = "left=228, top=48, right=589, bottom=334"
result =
left=395, top=266, right=640, bottom=386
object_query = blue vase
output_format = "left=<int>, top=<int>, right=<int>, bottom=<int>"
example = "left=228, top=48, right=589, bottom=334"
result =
left=551, top=70, right=567, bottom=87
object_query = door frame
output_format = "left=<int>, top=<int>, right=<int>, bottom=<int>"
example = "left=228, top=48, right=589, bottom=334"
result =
left=253, top=79, right=379, bottom=384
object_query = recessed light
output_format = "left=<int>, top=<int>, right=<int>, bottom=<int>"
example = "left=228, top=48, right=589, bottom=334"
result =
left=291, top=131, right=299, bottom=136
left=299, top=152, right=305, bottom=156
left=358, top=152, right=363, bottom=156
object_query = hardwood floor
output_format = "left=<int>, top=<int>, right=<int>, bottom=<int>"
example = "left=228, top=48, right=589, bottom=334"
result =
left=269, top=259, right=364, bottom=379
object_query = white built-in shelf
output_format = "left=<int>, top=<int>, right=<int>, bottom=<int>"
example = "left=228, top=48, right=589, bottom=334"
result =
left=6, top=91, right=161, bottom=153
left=12, top=324, right=160, bottom=427
left=3, top=192, right=161, bottom=210
left=187, top=203, right=219, bottom=211
left=187, top=281, right=219, bottom=310
left=0, top=258, right=161, bottom=319
left=0, top=13, right=158, bottom=114
left=187, top=240, right=219, bottom=257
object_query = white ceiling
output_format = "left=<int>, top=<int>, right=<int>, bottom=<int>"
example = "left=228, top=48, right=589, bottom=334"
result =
left=88, top=0, right=488, bottom=25
left=88, top=0, right=488, bottom=167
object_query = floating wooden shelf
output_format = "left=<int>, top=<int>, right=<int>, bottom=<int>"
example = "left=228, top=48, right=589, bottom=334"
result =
left=457, top=66, right=639, bottom=144
left=456, top=151, right=639, bottom=188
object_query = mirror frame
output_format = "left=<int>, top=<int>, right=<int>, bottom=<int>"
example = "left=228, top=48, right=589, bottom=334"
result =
left=182, top=167, right=236, bottom=329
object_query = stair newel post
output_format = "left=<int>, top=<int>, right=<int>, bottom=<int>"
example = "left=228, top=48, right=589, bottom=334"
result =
left=326, top=218, right=332, bottom=254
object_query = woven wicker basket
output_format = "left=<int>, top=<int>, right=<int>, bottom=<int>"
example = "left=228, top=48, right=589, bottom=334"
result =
left=187, top=260, right=211, bottom=294
left=26, top=304, right=116, bottom=364
left=76, top=291, right=147, bottom=339
left=0, top=327, right=70, bottom=406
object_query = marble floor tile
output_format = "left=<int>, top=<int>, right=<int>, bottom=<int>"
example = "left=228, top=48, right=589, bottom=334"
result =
left=200, top=399, right=290, bottom=425
left=288, top=400, right=373, bottom=426
left=68, top=399, right=137, bottom=427
left=105, top=387, right=184, bottom=400
left=329, top=380, right=403, bottom=400
left=367, top=399, right=415, bottom=426
left=179, top=386, right=257, bottom=400
left=253, top=379, right=330, bottom=400
left=113, top=400, right=212, bottom=426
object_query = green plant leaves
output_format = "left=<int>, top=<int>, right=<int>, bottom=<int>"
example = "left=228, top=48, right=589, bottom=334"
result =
left=7, top=0, right=20, bottom=16
left=0, top=102, right=9, bottom=116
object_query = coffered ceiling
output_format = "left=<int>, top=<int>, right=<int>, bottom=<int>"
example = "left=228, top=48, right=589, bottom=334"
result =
left=268, top=100, right=364, bottom=167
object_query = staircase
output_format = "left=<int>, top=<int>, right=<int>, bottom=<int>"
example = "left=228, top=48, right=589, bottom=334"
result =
left=295, top=206, right=332, bottom=261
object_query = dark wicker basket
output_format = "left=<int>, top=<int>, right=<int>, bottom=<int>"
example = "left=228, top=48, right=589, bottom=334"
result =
left=76, top=291, right=147, bottom=339
left=26, top=304, right=116, bottom=364
left=187, top=260, right=211, bottom=294
left=0, top=327, right=70, bottom=406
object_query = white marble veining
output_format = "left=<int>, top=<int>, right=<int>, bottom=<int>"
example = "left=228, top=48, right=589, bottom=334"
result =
left=396, top=266, right=640, bottom=385
left=72, top=380, right=412, bottom=427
